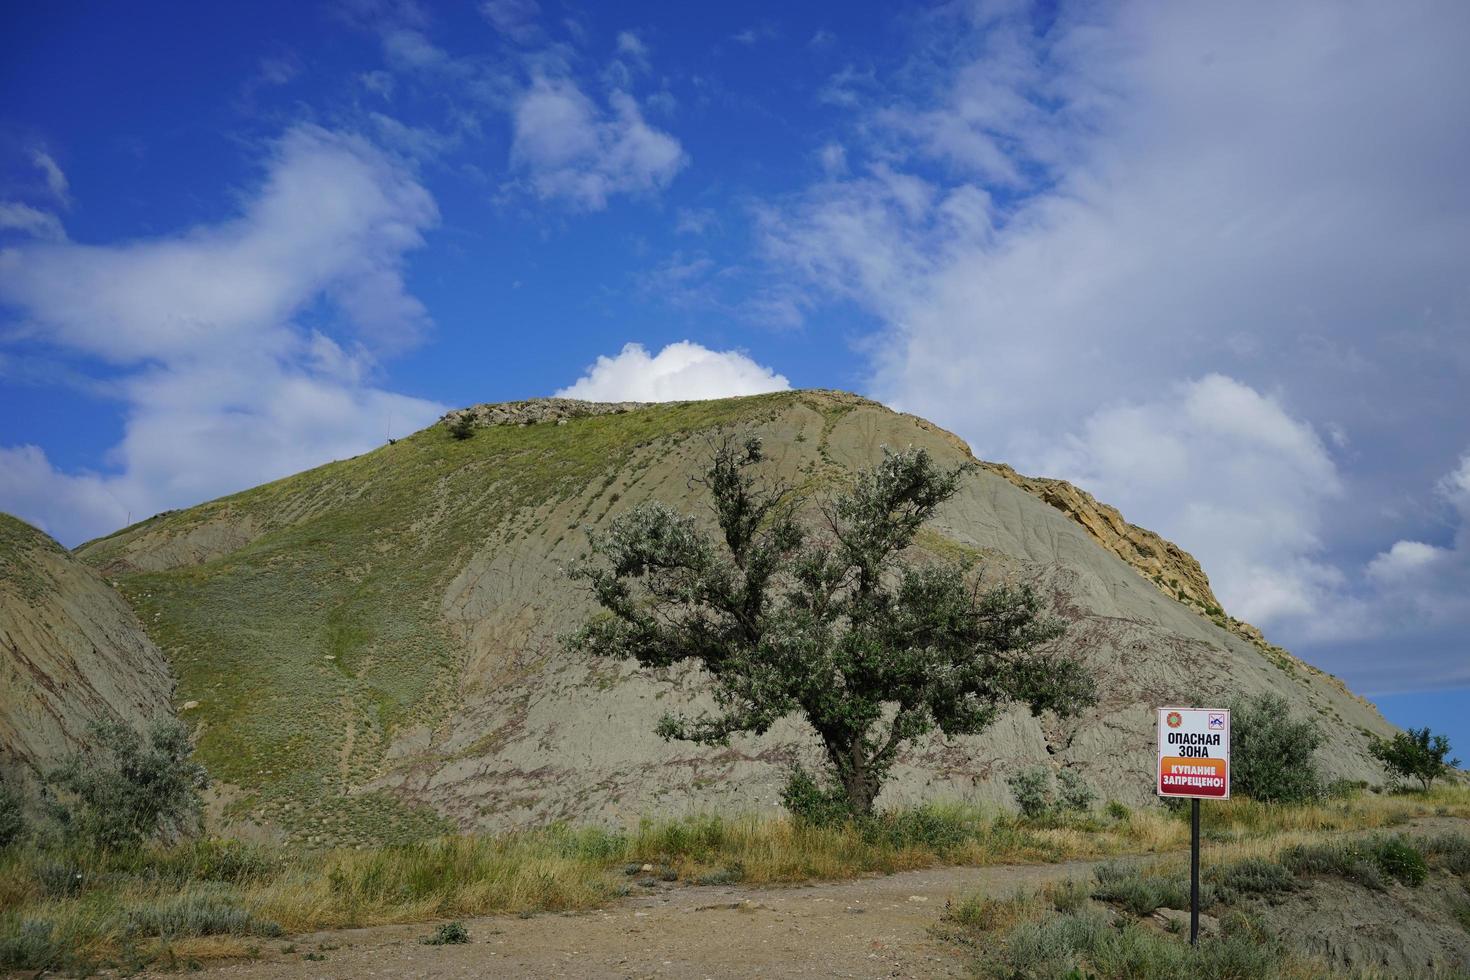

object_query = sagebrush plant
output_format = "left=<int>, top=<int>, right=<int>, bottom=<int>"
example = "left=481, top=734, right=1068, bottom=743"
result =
left=1005, top=766, right=1095, bottom=819
left=0, top=780, right=23, bottom=849
left=1229, top=693, right=1324, bottom=804
left=45, top=718, right=209, bottom=850
left=569, top=436, right=1095, bottom=816
left=1370, top=727, right=1460, bottom=791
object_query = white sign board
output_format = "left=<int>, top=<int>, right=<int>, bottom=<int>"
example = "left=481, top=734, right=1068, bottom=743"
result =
left=1156, top=706, right=1230, bottom=800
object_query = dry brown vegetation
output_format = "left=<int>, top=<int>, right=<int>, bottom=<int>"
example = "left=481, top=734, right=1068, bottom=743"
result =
left=3, top=784, right=1466, bottom=971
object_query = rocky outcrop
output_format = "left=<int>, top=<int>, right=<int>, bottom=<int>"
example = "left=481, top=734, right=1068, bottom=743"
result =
left=0, top=514, right=175, bottom=786
left=441, top=398, right=649, bottom=430
left=976, top=461, right=1331, bottom=685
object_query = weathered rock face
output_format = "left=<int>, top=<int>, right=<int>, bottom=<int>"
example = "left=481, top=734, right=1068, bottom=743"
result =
left=0, top=514, right=175, bottom=787
left=75, top=391, right=1395, bottom=843
left=979, top=463, right=1224, bottom=616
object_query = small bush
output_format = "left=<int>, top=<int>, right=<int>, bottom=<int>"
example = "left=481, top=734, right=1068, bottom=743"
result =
left=1105, top=800, right=1130, bottom=822
left=1229, top=693, right=1324, bottom=803
left=1206, top=857, right=1299, bottom=903
left=126, top=891, right=281, bottom=938
left=1279, top=840, right=1384, bottom=890
left=1371, top=835, right=1428, bottom=887
left=1056, top=769, right=1096, bottom=813
left=1007, top=767, right=1052, bottom=819
left=1421, top=832, right=1470, bottom=875
left=1046, top=877, right=1091, bottom=914
left=1371, top=727, right=1460, bottom=792
left=0, top=918, right=67, bottom=972
left=1092, top=862, right=1202, bottom=915
left=1278, top=836, right=1428, bottom=890
left=34, top=860, right=86, bottom=898
left=694, top=867, right=743, bottom=886
left=1007, top=766, right=1096, bottom=820
left=0, top=781, right=24, bottom=849
left=997, top=908, right=1288, bottom=979
left=781, top=768, right=855, bottom=826
left=421, top=920, right=469, bottom=945
left=864, top=803, right=973, bottom=851
left=46, top=718, right=209, bottom=850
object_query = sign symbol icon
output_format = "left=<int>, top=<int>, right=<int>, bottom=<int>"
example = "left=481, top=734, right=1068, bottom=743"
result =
left=1166, top=711, right=1183, bottom=728
left=1208, top=712, right=1226, bottom=730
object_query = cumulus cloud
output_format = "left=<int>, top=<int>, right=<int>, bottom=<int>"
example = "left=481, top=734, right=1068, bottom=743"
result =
left=1040, top=375, right=1343, bottom=625
left=0, top=125, right=444, bottom=546
left=510, top=77, right=686, bottom=210
left=555, top=341, right=790, bottom=402
left=759, top=1, right=1470, bottom=690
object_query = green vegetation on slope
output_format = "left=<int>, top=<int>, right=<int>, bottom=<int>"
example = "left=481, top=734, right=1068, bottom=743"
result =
left=84, top=395, right=797, bottom=844
left=0, top=512, right=65, bottom=604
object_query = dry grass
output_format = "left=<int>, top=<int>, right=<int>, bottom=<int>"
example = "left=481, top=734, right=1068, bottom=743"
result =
left=3, top=785, right=1465, bottom=972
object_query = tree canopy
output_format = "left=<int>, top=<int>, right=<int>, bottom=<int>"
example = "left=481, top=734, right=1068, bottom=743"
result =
left=569, top=435, right=1096, bottom=816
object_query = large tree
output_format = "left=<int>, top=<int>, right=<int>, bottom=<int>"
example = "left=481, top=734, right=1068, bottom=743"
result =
left=569, top=436, right=1096, bottom=816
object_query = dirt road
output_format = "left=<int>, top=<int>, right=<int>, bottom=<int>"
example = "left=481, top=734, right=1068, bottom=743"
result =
left=157, top=860, right=1095, bottom=979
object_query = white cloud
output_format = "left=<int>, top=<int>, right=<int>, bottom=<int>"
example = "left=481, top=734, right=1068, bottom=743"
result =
left=0, top=203, right=66, bottom=242
left=555, top=341, right=790, bottom=402
left=29, top=149, right=70, bottom=206
left=1040, top=375, right=1343, bottom=626
left=510, top=78, right=686, bottom=209
left=759, top=0, right=1470, bottom=689
left=0, top=125, right=444, bottom=546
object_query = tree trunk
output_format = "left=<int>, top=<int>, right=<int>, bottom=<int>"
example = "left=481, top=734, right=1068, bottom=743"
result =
left=829, top=737, right=878, bottom=817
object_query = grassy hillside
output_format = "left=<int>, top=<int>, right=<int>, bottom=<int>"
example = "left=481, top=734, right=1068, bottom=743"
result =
left=75, top=391, right=1398, bottom=846
left=82, top=396, right=785, bottom=844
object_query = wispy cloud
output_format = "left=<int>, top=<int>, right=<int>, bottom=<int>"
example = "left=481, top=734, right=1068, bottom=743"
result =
left=757, top=0, right=1470, bottom=690
left=509, top=77, right=685, bottom=210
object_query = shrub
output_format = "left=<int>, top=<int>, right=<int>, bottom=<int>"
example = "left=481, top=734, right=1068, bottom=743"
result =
left=1007, top=766, right=1096, bottom=819
left=1206, top=857, right=1299, bottom=903
left=1278, top=835, right=1428, bottom=889
left=781, top=768, right=856, bottom=826
left=1229, top=693, right=1324, bottom=803
left=0, top=918, right=67, bottom=972
left=1105, top=800, right=1130, bottom=822
left=126, top=891, right=281, bottom=938
left=997, top=908, right=1287, bottom=979
left=1007, top=767, right=1052, bottom=819
left=447, top=414, right=476, bottom=440
left=45, top=718, right=209, bottom=850
left=1056, top=769, right=1096, bottom=813
left=1091, top=862, right=1202, bottom=915
left=1370, top=835, right=1428, bottom=887
left=0, top=781, right=23, bottom=849
left=1370, top=727, right=1460, bottom=792
left=1420, top=831, right=1470, bottom=874
left=421, top=921, right=469, bottom=945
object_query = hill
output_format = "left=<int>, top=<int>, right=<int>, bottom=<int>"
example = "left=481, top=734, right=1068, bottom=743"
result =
left=71, top=391, right=1393, bottom=845
left=0, top=513, right=175, bottom=789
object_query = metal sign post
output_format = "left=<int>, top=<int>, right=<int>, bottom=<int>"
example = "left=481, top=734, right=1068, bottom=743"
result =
left=1156, top=707, right=1230, bottom=946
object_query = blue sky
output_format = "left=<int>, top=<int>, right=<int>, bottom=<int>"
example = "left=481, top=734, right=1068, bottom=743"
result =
left=2, top=1, right=1468, bottom=757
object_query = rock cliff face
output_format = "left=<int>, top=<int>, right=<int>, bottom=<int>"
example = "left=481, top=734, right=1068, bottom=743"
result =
left=73, top=391, right=1394, bottom=843
left=0, top=514, right=175, bottom=787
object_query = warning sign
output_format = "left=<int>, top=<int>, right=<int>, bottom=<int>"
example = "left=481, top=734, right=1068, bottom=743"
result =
left=1157, top=706, right=1230, bottom=799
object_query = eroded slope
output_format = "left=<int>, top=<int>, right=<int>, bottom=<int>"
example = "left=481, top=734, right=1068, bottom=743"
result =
left=0, top=514, right=175, bottom=786
left=77, top=392, right=1395, bottom=842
